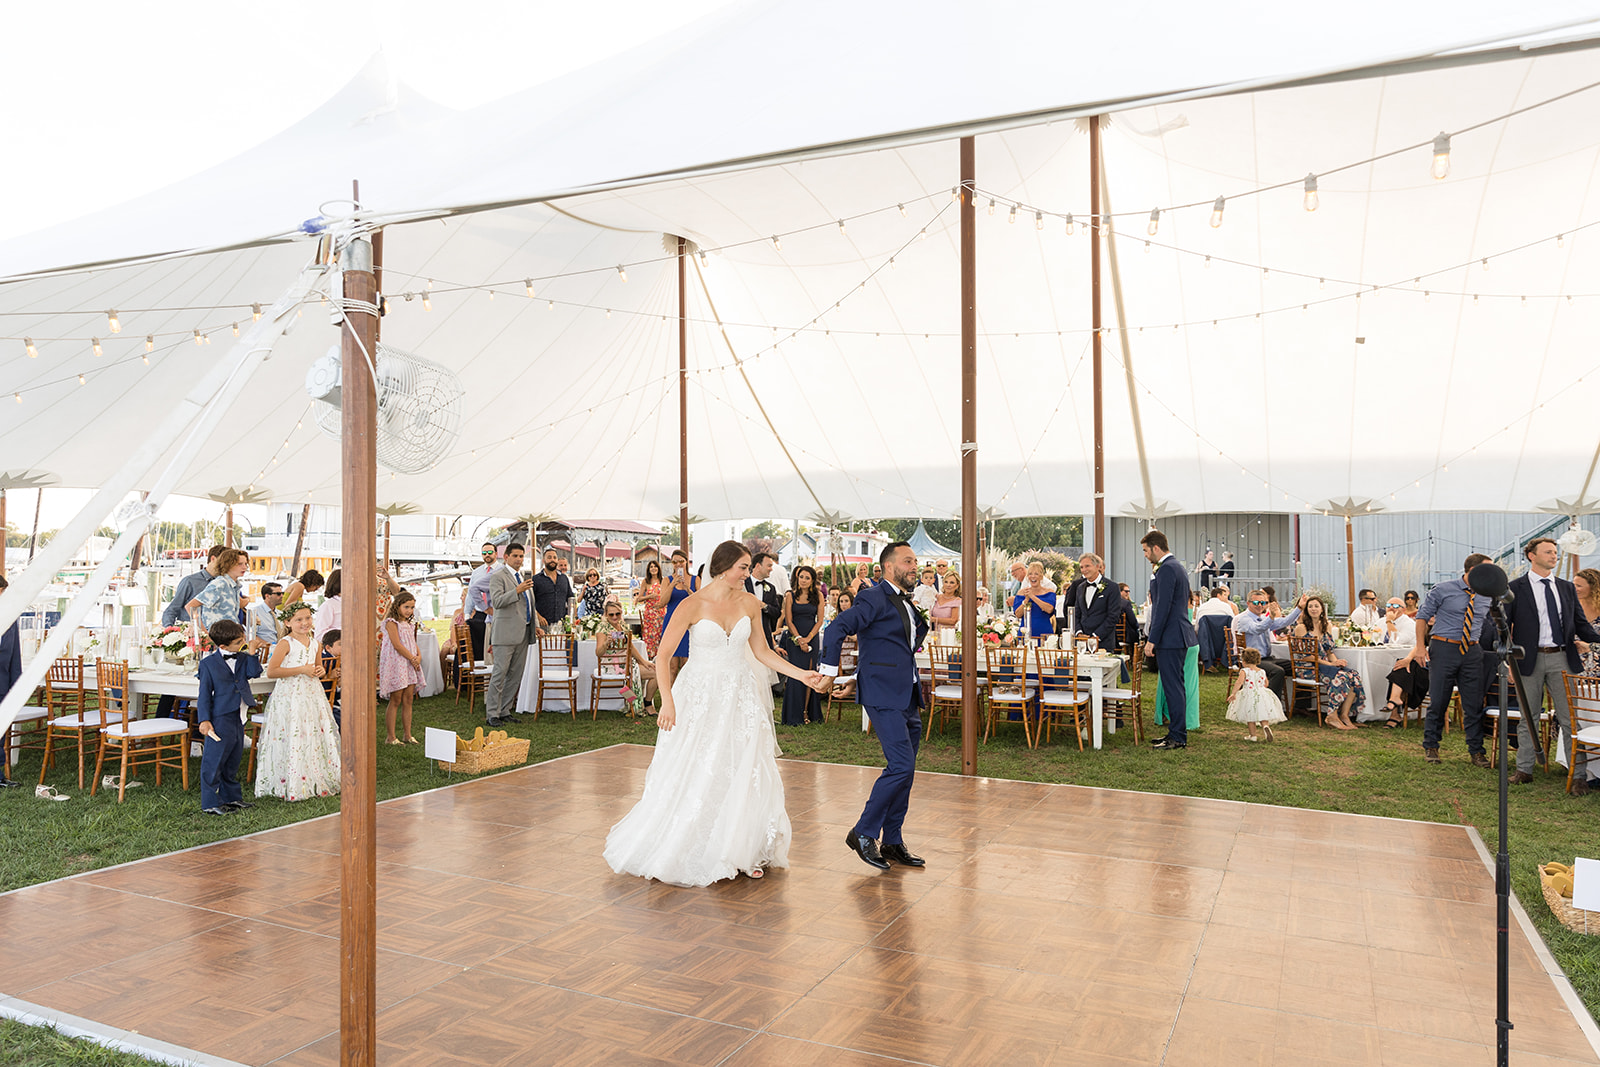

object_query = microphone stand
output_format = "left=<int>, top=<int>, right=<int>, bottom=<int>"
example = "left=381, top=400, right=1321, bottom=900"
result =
left=1486, top=597, right=1529, bottom=1067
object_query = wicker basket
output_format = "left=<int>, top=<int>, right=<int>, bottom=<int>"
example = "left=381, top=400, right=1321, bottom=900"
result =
left=439, top=737, right=530, bottom=775
left=1539, top=863, right=1597, bottom=935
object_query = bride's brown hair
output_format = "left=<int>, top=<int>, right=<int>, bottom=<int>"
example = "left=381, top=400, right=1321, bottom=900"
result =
left=708, top=540, right=751, bottom=578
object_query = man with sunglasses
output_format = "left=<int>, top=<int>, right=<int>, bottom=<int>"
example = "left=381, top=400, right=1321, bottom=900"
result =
left=1231, top=589, right=1305, bottom=702
left=465, top=542, right=497, bottom=662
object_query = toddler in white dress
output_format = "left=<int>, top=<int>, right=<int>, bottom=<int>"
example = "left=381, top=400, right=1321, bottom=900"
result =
left=1226, top=648, right=1287, bottom=742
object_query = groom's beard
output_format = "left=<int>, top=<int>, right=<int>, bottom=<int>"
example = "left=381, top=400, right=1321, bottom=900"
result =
left=890, top=569, right=915, bottom=593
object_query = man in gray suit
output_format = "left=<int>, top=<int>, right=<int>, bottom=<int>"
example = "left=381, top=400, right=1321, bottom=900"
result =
left=485, top=543, right=539, bottom=727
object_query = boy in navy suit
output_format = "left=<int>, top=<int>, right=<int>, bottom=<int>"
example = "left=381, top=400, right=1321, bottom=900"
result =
left=197, top=619, right=263, bottom=815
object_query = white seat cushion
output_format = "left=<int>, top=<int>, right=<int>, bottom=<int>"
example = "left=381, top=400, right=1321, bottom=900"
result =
left=11, top=707, right=49, bottom=723
left=102, top=717, right=190, bottom=740
left=1040, top=691, right=1088, bottom=706
left=50, top=711, right=107, bottom=728
left=540, top=671, right=579, bottom=682
left=1101, top=688, right=1136, bottom=700
left=932, top=685, right=965, bottom=700
left=249, top=712, right=268, bottom=725
left=990, top=687, right=1035, bottom=701
left=593, top=669, right=628, bottom=680
left=1574, top=726, right=1600, bottom=744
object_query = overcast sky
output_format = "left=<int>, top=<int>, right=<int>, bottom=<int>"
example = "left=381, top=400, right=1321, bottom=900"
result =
left=3, top=0, right=738, bottom=529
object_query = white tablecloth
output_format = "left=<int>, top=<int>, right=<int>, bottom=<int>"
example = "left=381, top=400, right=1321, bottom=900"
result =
left=912, top=647, right=1125, bottom=748
left=417, top=629, right=444, bottom=698
left=515, top=638, right=636, bottom=714
left=1334, top=644, right=1406, bottom=721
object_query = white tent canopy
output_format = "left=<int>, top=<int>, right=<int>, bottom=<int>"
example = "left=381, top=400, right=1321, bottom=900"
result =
left=5, top=0, right=1600, bottom=524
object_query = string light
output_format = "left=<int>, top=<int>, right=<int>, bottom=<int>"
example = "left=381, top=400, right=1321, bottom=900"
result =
left=77, top=373, right=85, bottom=385
left=1482, top=258, right=1490, bottom=271
left=1302, top=173, right=1319, bottom=212
left=1209, top=195, right=1226, bottom=228
left=525, top=279, right=535, bottom=297
left=422, top=292, right=432, bottom=311
left=251, top=303, right=262, bottom=321
left=145, top=335, right=154, bottom=352
left=91, top=337, right=102, bottom=357
left=192, top=329, right=202, bottom=346
left=1064, top=213, right=1074, bottom=236
left=1034, top=211, right=1043, bottom=231
left=771, top=235, right=782, bottom=251
left=24, top=337, right=36, bottom=358
left=617, top=265, right=627, bottom=282
left=141, top=351, right=149, bottom=366
left=12, top=393, right=18, bottom=404
left=231, top=322, right=240, bottom=337
left=987, top=199, right=996, bottom=216
left=837, top=219, right=846, bottom=235
left=1431, top=132, right=1451, bottom=180
left=1100, top=212, right=1112, bottom=237
left=1558, top=234, right=1566, bottom=248
left=1147, top=208, right=1160, bottom=236
left=106, top=310, right=121, bottom=333
left=898, top=204, right=907, bottom=217
left=1008, top=204, right=1017, bottom=224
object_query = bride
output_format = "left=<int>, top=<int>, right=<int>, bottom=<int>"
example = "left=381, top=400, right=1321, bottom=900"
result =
left=604, top=541, right=823, bottom=885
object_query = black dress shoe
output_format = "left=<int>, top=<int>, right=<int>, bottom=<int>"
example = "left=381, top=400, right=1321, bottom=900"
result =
left=845, top=831, right=890, bottom=871
left=1151, top=737, right=1187, bottom=750
left=1470, top=752, right=1492, bottom=769
left=201, top=807, right=230, bottom=816
left=880, top=843, right=925, bottom=867
left=486, top=717, right=506, bottom=728
left=223, top=801, right=256, bottom=811
left=0, top=777, right=21, bottom=789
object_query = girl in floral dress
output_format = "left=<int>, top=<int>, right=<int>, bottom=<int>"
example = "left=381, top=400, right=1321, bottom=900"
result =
left=255, top=602, right=341, bottom=801
left=380, top=591, right=426, bottom=745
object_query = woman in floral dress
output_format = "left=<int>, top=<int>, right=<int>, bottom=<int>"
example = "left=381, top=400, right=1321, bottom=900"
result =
left=638, top=560, right=667, bottom=658
left=1294, top=596, right=1365, bottom=730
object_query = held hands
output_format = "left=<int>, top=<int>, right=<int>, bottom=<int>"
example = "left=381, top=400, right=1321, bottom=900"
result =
left=807, top=672, right=832, bottom=693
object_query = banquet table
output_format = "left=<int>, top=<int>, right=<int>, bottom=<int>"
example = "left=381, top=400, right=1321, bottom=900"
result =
left=912, top=646, right=1126, bottom=749
left=514, top=637, right=635, bottom=715
left=80, top=663, right=277, bottom=701
left=1332, top=644, right=1406, bottom=722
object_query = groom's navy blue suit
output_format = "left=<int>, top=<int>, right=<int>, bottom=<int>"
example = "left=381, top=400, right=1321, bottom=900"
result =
left=821, top=580, right=928, bottom=846
left=1146, top=551, right=1198, bottom=745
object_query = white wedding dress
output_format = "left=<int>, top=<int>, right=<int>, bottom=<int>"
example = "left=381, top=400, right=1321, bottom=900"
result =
left=604, top=615, right=791, bottom=886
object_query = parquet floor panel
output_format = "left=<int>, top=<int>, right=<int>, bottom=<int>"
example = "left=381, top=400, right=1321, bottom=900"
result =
left=1, top=744, right=1596, bottom=1065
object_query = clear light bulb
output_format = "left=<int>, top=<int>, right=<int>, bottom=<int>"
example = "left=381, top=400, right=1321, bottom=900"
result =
left=771, top=235, right=782, bottom=251
left=617, top=265, right=627, bottom=282
left=1034, top=211, right=1043, bottom=230
left=251, top=303, right=262, bottom=321
left=898, top=204, right=907, bottom=217
left=1064, top=213, right=1074, bottom=236
left=837, top=219, right=846, bottom=235
left=145, top=335, right=154, bottom=351
left=1431, top=132, right=1451, bottom=180
left=193, top=329, right=203, bottom=346
left=422, top=293, right=432, bottom=311
left=92, top=337, right=102, bottom=357
left=1302, top=173, right=1318, bottom=212
left=1209, top=195, right=1225, bottom=228
left=525, top=279, right=535, bottom=297
left=988, top=199, right=996, bottom=216
left=1147, top=208, right=1160, bottom=236
left=24, top=337, right=36, bottom=358
left=107, top=309, right=121, bottom=333
left=232, top=322, right=240, bottom=337
left=1008, top=204, right=1017, bottom=224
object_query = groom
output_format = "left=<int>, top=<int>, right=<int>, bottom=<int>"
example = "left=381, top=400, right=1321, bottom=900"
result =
left=816, top=541, right=929, bottom=871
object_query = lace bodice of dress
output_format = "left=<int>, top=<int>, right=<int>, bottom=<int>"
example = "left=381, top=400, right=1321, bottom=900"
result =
left=686, top=615, right=752, bottom=666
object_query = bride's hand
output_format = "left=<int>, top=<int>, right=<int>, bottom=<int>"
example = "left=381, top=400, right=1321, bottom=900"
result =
left=658, top=705, right=676, bottom=731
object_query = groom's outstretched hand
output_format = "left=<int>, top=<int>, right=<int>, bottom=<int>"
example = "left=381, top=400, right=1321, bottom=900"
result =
left=807, top=672, right=831, bottom=693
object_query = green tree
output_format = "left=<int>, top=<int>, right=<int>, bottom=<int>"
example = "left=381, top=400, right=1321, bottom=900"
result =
left=741, top=520, right=786, bottom=541
left=870, top=516, right=1083, bottom=556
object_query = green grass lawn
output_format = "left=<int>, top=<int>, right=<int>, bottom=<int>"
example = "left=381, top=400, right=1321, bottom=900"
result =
left=2, top=669, right=1597, bottom=1065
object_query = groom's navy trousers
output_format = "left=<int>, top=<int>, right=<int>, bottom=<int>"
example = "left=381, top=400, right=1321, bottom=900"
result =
left=859, top=693, right=922, bottom=846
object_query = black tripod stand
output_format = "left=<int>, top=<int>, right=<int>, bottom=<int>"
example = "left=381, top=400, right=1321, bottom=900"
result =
left=1473, top=562, right=1530, bottom=1067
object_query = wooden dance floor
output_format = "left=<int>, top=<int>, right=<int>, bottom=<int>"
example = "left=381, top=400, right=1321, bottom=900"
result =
left=2, top=745, right=1597, bottom=1066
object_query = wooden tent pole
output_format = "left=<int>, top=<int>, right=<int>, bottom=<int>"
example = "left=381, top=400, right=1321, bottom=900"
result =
left=338, top=224, right=379, bottom=1066
left=959, top=136, right=978, bottom=777
left=289, top=504, right=310, bottom=579
left=225, top=505, right=233, bottom=549
left=1090, top=116, right=1106, bottom=557
left=678, top=237, right=689, bottom=560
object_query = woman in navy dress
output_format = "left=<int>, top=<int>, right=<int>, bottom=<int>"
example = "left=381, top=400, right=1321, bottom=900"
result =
left=657, top=549, right=699, bottom=662
left=780, top=566, right=824, bottom=725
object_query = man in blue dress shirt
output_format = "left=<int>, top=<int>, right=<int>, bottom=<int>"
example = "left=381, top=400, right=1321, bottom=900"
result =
left=1415, top=553, right=1493, bottom=767
left=465, top=542, right=497, bottom=660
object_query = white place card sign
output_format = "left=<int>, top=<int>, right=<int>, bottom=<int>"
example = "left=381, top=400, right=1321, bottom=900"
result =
left=1572, top=857, right=1600, bottom=913
left=424, top=727, right=456, bottom=763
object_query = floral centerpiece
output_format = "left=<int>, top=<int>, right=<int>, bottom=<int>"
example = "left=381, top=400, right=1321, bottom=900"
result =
left=971, top=612, right=1019, bottom=645
left=1338, top=622, right=1383, bottom=647
left=146, top=625, right=197, bottom=666
left=574, top=612, right=611, bottom=640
